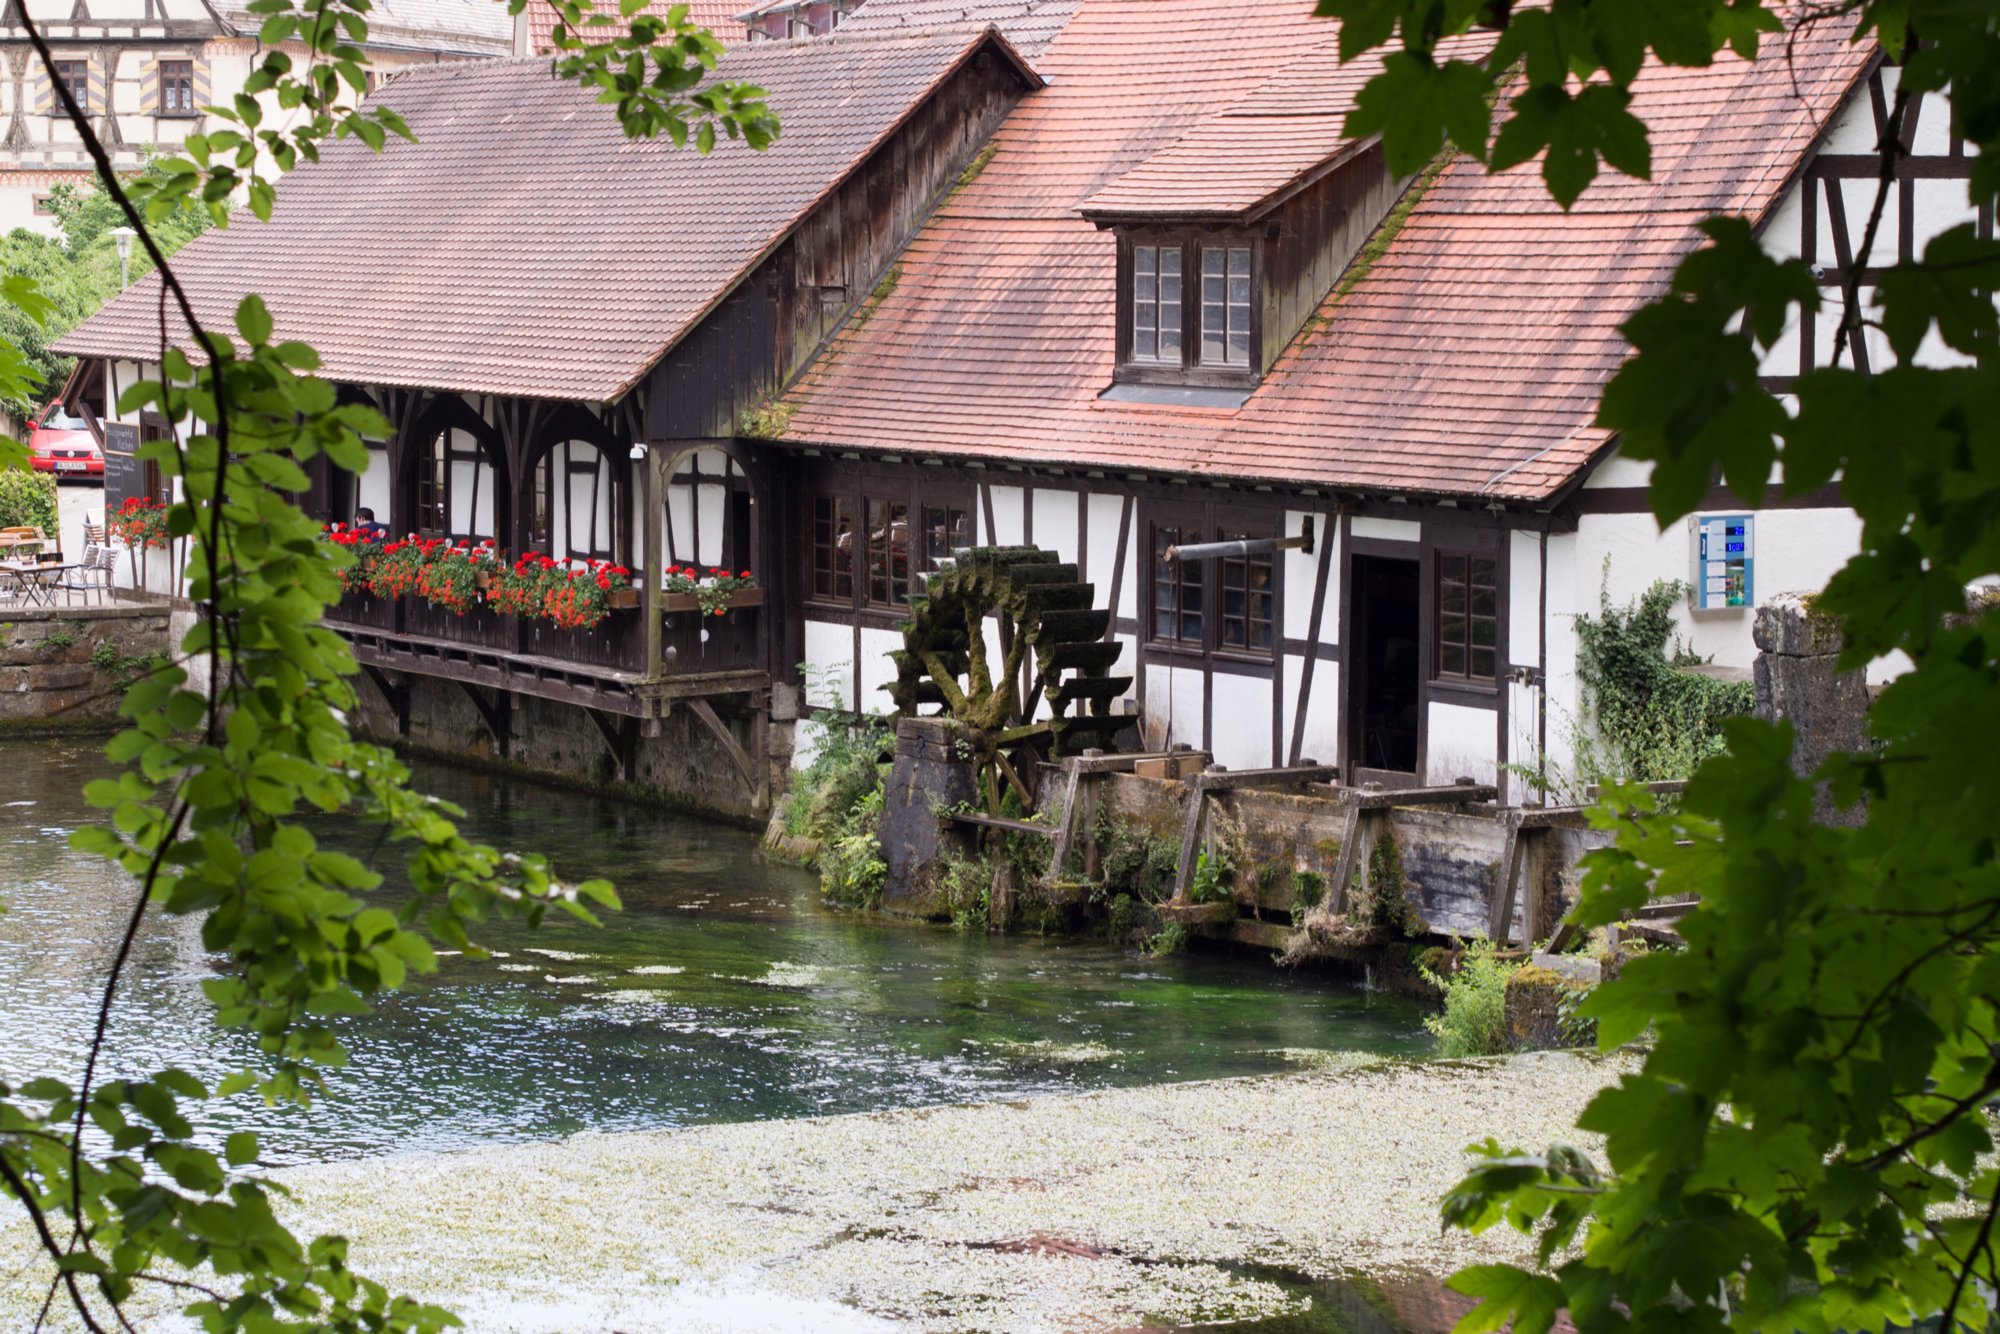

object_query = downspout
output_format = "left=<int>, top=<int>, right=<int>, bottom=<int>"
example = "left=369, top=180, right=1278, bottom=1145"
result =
left=1536, top=524, right=1548, bottom=807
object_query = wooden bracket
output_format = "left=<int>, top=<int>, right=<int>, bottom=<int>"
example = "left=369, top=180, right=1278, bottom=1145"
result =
left=585, top=707, right=638, bottom=782
left=361, top=664, right=411, bottom=737
left=456, top=680, right=512, bottom=758
left=687, top=697, right=756, bottom=795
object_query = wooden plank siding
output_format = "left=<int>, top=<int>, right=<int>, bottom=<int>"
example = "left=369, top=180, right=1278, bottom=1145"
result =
left=648, top=45, right=1033, bottom=442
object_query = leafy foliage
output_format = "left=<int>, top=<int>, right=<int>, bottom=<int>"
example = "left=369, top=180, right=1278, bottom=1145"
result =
left=0, top=161, right=215, bottom=416
left=0, top=468, right=58, bottom=532
left=1573, top=574, right=1753, bottom=782
left=0, top=0, right=770, bottom=1326
left=1319, top=4, right=2000, bottom=1334
left=1421, top=939, right=1518, bottom=1058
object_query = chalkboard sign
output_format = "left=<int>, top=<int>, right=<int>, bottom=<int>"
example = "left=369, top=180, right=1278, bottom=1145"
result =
left=101, top=422, right=142, bottom=512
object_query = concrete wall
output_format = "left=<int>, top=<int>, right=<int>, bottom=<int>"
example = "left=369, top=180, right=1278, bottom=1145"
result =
left=0, top=602, right=170, bottom=730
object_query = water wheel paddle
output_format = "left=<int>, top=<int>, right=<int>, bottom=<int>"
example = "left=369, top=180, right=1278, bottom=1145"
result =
left=887, top=545, right=1131, bottom=814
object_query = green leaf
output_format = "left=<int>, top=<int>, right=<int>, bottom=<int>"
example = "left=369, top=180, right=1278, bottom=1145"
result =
left=1345, top=52, right=1495, bottom=176
left=236, top=293, right=274, bottom=347
left=1448, top=1265, right=1567, bottom=1334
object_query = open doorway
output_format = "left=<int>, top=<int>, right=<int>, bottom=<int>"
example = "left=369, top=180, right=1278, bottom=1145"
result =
left=1348, top=554, right=1421, bottom=780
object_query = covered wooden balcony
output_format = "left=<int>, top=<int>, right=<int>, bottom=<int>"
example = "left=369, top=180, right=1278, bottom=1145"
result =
left=310, top=390, right=780, bottom=731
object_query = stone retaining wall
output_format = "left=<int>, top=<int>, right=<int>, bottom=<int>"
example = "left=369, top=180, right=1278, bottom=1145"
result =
left=348, top=675, right=795, bottom=827
left=0, top=603, right=172, bottom=732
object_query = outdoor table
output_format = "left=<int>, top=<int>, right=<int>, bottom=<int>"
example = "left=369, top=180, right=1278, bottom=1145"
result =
left=0, top=561, right=67, bottom=607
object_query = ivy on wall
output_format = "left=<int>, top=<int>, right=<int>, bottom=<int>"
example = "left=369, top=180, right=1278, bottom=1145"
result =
left=1573, top=574, right=1752, bottom=783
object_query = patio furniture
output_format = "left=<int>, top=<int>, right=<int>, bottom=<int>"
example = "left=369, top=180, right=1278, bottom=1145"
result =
left=0, top=526, right=48, bottom=559
left=56, top=545, right=116, bottom=606
left=0, top=560, right=61, bottom=607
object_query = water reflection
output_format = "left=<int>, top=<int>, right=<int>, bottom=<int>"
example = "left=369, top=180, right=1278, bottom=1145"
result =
left=0, top=738, right=1428, bottom=1165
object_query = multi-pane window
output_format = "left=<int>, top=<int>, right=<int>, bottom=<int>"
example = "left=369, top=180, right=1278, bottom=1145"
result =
left=159, top=61, right=195, bottom=115
left=1151, top=525, right=1204, bottom=645
left=865, top=497, right=910, bottom=605
left=413, top=433, right=447, bottom=532
left=1436, top=552, right=1498, bottom=681
left=921, top=503, right=969, bottom=573
left=1219, top=531, right=1274, bottom=652
left=810, top=494, right=854, bottom=602
left=1130, top=244, right=1183, bottom=364
left=1200, top=246, right=1251, bottom=367
left=52, top=60, right=89, bottom=114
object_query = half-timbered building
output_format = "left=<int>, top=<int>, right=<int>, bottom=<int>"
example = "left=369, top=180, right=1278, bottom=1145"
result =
left=0, top=0, right=511, bottom=234
left=52, top=0, right=1989, bottom=818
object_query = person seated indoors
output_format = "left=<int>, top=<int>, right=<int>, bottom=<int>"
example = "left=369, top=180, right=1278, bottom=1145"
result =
left=353, top=507, right=390, bottom=540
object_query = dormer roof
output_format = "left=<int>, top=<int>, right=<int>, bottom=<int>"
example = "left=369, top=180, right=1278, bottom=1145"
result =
left=1076, top=34, right=1489, bottom=225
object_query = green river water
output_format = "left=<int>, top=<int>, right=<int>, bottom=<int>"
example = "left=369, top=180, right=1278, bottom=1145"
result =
left=0, top=737, right=1431, bottom=1170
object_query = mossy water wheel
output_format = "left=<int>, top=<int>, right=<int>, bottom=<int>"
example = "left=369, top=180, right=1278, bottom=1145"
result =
left=887, top=545, right=1130, bottom=814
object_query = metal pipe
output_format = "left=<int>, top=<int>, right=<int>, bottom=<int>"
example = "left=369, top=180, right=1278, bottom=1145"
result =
left=1164, top=533, right=1310, bottom=564
left=1164, top=515, right=1314, bottom=564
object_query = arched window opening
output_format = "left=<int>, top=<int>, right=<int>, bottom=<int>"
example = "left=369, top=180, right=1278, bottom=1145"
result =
left=411, top=425, right=498, bottom=542
left=528, top=438, right=619, bottom=561
left=664, top=447, right=754, bottom=574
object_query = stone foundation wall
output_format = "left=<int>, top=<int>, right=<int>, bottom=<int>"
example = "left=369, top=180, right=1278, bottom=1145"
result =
left=0, top=604, right=172, bottom=732
left=348, top=675, right=797, bottom=827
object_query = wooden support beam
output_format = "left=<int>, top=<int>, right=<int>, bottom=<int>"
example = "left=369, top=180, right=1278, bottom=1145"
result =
left=945, top=811, right=1052, bottom=838
left=1048, top=760, right=1086, bottom=878
left=584, top=707, right=638, bottom=781
left=1345, top=781, right=1498, bottom=811
left=360, top=664, right=411, bottom=737
left=1326, top=798, right=1366, bottom=917
left=1190, top=763, right=1339, bottom=794
left=687, top=696, right=756, bottom=795
left=455, top=680, right=512, bottom=758
left=1171, top=776, right=1211, bottom=903
left=1489, top=813, right=1526, bottom=945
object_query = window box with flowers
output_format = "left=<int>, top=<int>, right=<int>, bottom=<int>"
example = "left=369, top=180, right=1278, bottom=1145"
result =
left=660, top=566, right=761, bottom=617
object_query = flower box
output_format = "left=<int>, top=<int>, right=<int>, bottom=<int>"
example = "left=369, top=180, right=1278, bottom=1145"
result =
left=660, top=586, right=764, bottom=614
left=608, top=587, right=641, bottom=610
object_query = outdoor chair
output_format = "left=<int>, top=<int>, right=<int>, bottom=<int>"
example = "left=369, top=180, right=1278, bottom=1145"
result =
left=82, top=521, right=106, bottom=547
left=0, top=526, right=47, bottom=557
left=57, top=545, right=114, bottom=606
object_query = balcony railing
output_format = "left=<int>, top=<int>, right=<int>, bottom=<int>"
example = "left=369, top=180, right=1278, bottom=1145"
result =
left=327, top=587, right=761, bottom=680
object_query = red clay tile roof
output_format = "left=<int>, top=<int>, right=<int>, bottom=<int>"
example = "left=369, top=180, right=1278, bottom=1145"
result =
left=834, top=0, right=1078, bottom=56
left=55, top=27, right=1036, bottom=403
left=780, top=1, right=1873, bottom=502
left=1078, top=34, right=1490, bottom=223
left=520, top=0, right=749, bottom=52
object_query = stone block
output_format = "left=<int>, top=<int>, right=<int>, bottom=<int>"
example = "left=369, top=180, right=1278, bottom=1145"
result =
left=1752, top=592, right=1846, bottom=657
left=877, top=716, right=980, bottom=917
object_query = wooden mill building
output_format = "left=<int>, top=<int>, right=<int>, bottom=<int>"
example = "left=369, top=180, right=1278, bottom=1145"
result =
left=55, top=0, right=1984, bottom=819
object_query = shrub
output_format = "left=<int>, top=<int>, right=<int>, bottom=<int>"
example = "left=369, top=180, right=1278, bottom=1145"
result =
left=1421, top=939, right=1520, bottom=1058
left=0, top=470, right=57, bottom=533
left=819, top=788, right=887, bottom=907
left=780, top=700, right=892, bottom=843
left=1574, top=572, right=1755, bottom=781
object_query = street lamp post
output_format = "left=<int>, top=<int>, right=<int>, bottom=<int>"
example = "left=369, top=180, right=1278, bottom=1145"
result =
left=108, top=226, right=136, bottom=288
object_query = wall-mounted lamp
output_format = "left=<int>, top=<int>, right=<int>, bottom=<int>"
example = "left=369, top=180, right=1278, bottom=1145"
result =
left=629, top=442, right=648, bottom=461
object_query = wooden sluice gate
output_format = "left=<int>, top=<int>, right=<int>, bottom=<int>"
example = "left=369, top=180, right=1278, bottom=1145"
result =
left=908, top=721, right=1684, bottom=955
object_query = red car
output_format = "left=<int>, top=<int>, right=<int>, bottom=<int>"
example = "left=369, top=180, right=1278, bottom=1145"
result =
left=27, top=403, right=103, bottom=479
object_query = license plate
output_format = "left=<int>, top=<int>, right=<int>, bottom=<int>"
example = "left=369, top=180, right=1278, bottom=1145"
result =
left=54, top=461, right=85, bottom=472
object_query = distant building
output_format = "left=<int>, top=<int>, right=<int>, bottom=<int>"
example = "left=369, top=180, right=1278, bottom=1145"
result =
left=514, top=0, right=749, bottom=54
left=0, top=0, right=510, bottom=235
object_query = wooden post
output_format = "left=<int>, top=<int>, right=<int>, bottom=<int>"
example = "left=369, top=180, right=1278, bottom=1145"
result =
left=1048, top=757, right=1086, bottom=879
left=642, top=444, right=664, bottom=680
left=1081, top=748, right=1102, bottom=879
left=1171, top=767, right=1221, bottom=902
left=1489, top=813, right=1525, bottom=945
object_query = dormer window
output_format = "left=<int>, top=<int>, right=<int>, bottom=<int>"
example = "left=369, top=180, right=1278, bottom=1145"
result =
left=1115, top=233, right=1260, bottom=386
